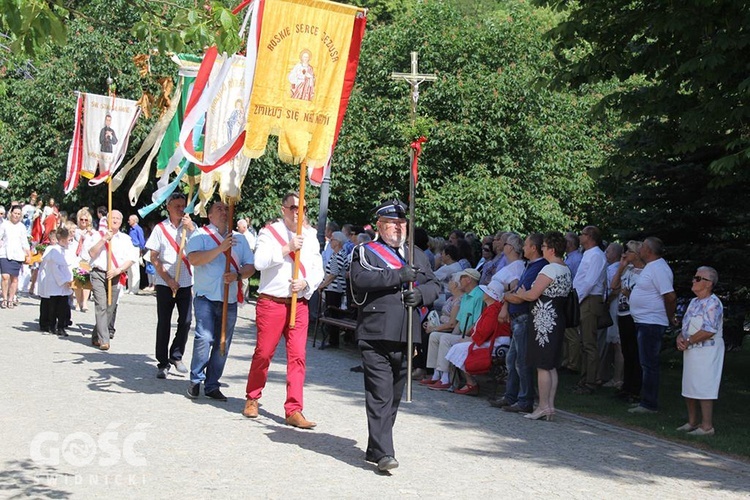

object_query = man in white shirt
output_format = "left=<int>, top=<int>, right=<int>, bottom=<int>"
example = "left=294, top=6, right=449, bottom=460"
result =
left=562, top=231, right=584, bottom=373
left=628, top=236, right=676, bottom=414
left=84, top=210, right=135, bottom=350
left=146, top=192, right=196, bottom=379
left=572, top=225, right=608, bottom=393
left=242, top=192, right=324, bottom=428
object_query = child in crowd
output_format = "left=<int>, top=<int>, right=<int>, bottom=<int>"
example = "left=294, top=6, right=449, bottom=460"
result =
left=38, top=227, right=73, bottom=336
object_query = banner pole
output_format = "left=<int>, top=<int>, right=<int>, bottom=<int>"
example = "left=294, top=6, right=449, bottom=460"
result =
left=107, top=178, right=113, bottom=306
left=220, top=198, right=235, bottom=356
left=289, top=161, right=307, bottom=328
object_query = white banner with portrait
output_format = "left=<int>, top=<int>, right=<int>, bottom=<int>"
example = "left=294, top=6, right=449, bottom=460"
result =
left=80, top=93, right=140, bottom=185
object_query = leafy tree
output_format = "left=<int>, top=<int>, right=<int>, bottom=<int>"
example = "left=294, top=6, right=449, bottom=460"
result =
left=326, top=0, right=613, bottom=236
left=541, top=0, right=750, bottom=337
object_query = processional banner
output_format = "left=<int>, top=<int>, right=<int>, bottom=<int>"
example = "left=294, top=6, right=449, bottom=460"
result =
left=65, top=93, right=140, bottom=193
left=243, top=0, right=360, bottom=169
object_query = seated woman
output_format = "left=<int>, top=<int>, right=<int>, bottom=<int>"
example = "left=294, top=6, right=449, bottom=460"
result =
left=444, top=280, right=511, bottom=395
left=420, top=273, right=463, bottom=385
left=412, top=273, right=464, bottom=385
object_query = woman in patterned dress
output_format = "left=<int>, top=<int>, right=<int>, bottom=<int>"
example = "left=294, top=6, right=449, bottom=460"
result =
left=508, top=231, right=572, bottom=421
left=675, top=266, right=724, bottom=436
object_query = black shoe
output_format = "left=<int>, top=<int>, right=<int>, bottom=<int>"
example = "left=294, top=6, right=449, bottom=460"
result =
left=56, top=328, right=69, bottom=337
left=350, top=365, right=364, bottom=373
left=502, top=403, right=533, bottom=413
left=156, top=367, right=169, bottom=379
left=490, top=397, right=513, bottom=408
left=187, top=384, right=200, bottom=399
left=377, top=456, right=399, bottom=472
left=205, top=388, right=228, bottom=401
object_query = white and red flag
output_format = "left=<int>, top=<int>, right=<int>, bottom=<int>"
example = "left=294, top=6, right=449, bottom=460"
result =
left=64, top=93, right=140, bottom=193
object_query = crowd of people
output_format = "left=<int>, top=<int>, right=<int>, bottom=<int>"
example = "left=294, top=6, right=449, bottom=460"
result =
left=0, top=190, right=727, bottom=471
left=316, top=222, right=726, bottom=437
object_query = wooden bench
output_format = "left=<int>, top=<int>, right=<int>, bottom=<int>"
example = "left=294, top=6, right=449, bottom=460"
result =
left=313, top=307, right=357, bottom=347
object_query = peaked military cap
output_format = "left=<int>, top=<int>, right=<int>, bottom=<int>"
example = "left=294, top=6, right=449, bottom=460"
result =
left=374, top=199, right=407, bottom=220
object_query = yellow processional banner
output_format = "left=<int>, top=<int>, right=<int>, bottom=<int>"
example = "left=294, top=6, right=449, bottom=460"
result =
left=243, top=0, right=359, bottom=168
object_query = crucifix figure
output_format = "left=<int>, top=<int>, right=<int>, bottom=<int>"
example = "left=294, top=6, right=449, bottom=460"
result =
left=391, top=51, right=436, bottom=402
left=391, top=51, right=437, bottom=125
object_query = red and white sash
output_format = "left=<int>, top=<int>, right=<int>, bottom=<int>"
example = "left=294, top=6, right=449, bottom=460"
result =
left=202, top=226, right=243, bottom=303
left=158, top=222, right=192, bottom=276
left=100, top=231, right=127, bottom=286
left=265, top=224, right=307, bottom=278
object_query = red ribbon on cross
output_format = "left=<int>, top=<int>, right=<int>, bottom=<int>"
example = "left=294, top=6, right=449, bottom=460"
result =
left=410, top=136, right=427, bottom=187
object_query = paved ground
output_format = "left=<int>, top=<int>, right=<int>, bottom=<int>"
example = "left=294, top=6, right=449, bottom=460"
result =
left=2, top=291, right=749, bottom=499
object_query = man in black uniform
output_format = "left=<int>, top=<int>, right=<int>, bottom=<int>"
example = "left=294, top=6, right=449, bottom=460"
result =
left=350, top=200, right=440, bottom=473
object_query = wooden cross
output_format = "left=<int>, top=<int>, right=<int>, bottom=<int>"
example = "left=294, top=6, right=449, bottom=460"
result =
left=391, top=51, right=437, bottom=124
left=390, top=51, right=436, bottom=403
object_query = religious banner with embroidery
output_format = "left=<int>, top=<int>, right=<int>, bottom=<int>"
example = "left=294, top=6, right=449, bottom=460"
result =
left=243, top=0, right=362, bottom=169
left=197, top=54, right=252, bottom=211
left=65, top=93, right=140, bottom=193
left=79, top=93, right=140, bottom=186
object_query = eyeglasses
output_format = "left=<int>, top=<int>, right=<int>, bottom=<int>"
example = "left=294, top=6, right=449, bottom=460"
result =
left=692, top=276, right=711, bottom=283
left=482, top=247, right=492, bottom=252
left=283, top=204, right=307, bottom=212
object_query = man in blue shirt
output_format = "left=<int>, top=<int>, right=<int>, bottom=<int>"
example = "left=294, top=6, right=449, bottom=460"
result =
left=491, top=233, right=548, bottom=413
left=127, top=215, right=146, bottom=294
left=185, top=201, right=255, bottom=402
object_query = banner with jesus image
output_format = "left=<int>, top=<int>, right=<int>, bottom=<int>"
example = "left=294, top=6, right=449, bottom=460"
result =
left=243, top=0, right=361, bottom=168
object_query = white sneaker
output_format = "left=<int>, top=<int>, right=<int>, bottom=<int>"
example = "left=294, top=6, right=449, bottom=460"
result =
left=627, top=405, right=657, bottom=414
left=676, top=423, right=697, bottom=432
left=687, top=427, right=715, bottom=436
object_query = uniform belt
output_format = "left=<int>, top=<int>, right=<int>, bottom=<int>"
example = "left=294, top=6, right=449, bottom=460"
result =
left=258, top=293, right=307, bottom=305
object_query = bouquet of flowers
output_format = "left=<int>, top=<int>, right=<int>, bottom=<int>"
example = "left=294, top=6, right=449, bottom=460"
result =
left=72, top=267, right=91, bottom=289
left=34, top=243, right=48, bottom=254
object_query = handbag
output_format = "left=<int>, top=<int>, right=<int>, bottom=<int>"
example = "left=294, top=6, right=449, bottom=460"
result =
left=597, top=310, right=614, bottom=329
left=565, top=288, right=581, bottom=328
left=596, top=268, right=614, bottom=329
left=465, top=337, right=496, bottom=375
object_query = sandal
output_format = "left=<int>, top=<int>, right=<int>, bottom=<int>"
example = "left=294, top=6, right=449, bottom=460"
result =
left=0, top=301, right=6, bottom=309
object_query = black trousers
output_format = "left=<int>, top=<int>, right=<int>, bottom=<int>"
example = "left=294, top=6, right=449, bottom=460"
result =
left=618, top=314, right=642, bottom=397
left=359, top=338, right=407, bottom=461
left=40, top=295, right=71, bottom=331
left=155, top=285, right=192, bottom=369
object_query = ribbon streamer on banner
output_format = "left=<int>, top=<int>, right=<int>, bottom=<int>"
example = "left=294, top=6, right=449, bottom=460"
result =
left=410, top=136, right=427, bottom=187
left=137, top=160, right=191, bottom=218
left=110, top=80, right=183, bottom=198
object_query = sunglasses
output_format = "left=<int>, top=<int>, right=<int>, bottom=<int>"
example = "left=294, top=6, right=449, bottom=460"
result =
left=284, top=204, right=307, bottom=212
left=692, top=276, right=711, bottom=283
